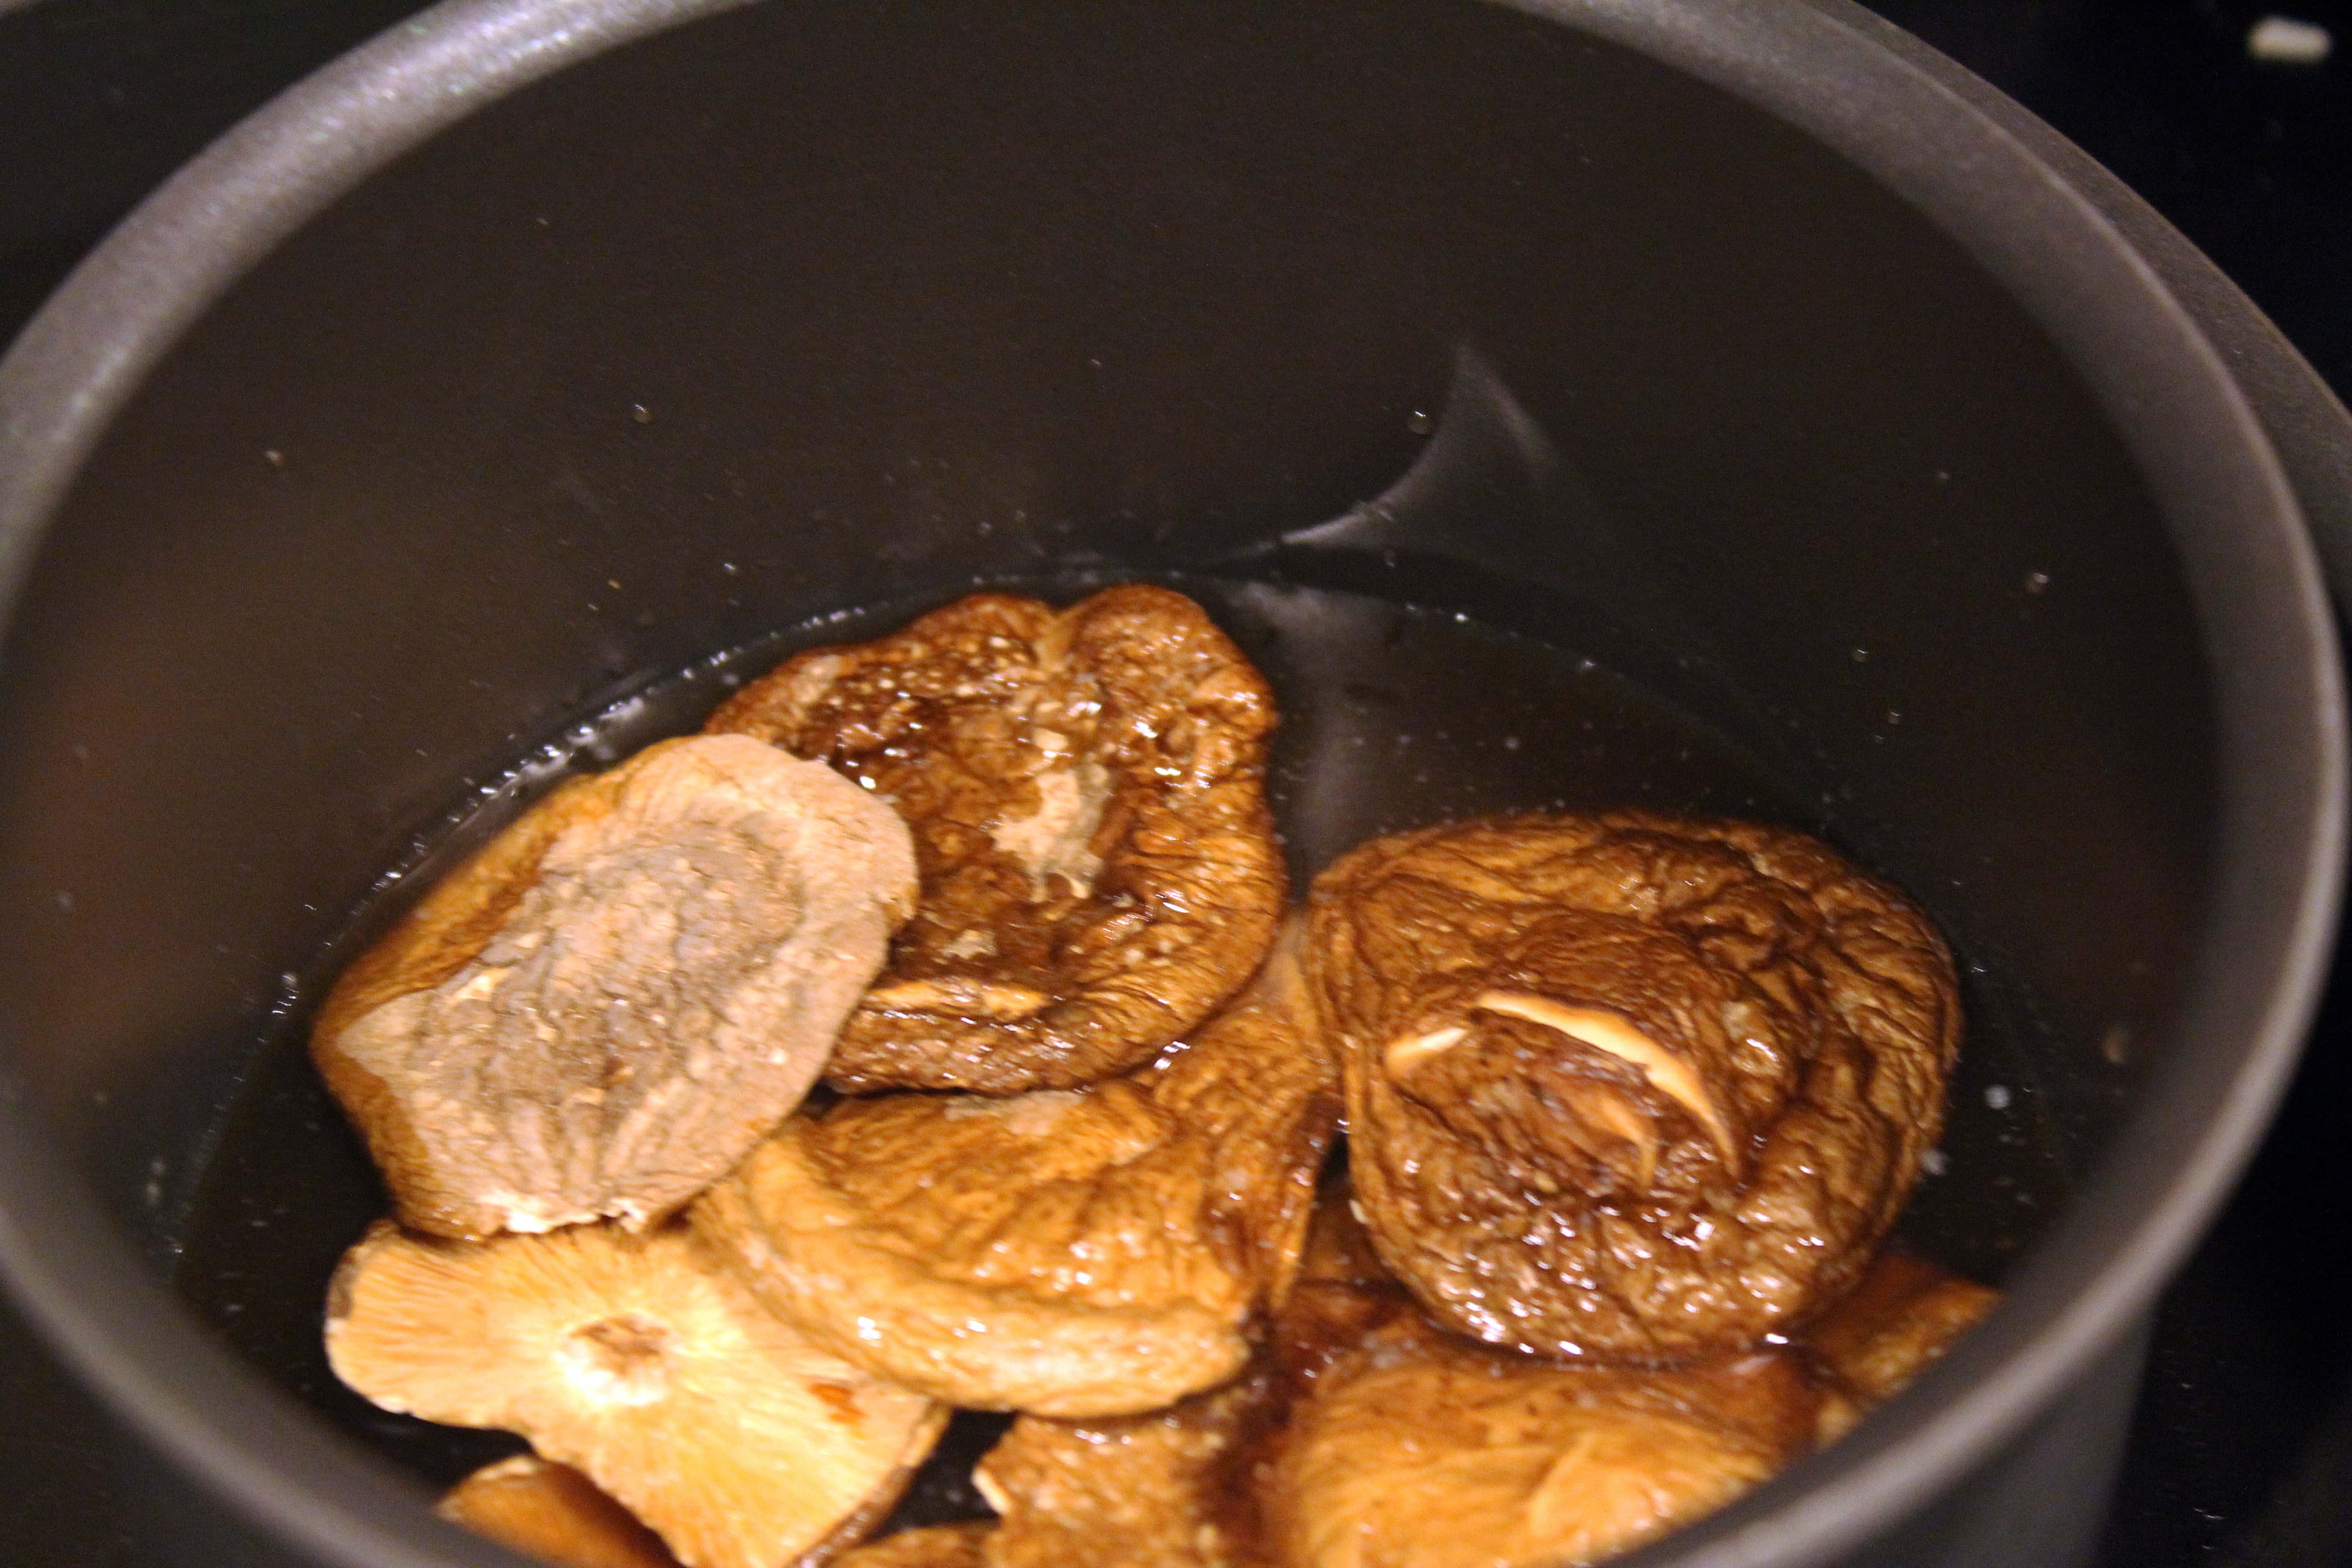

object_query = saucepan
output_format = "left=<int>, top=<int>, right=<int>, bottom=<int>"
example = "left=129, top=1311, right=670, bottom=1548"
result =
left=0, top=1, right=2342, bottom=1565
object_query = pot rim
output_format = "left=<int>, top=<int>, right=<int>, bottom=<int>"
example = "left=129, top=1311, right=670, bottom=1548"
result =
left=0, top=2, right=2342, bottom=1565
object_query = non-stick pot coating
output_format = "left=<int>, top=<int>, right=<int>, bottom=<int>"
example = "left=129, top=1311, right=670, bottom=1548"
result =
left=0, top=3, right=2338, bottom=1567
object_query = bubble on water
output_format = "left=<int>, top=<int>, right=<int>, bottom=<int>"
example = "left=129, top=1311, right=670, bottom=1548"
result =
left=2248, top=15, right=2332, bottom=65
left=1984, top=1084, right=2013, bottom=1110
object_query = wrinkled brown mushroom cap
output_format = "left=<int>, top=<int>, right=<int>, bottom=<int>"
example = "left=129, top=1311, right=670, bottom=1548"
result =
left=706, top=584, right=1285, bottom=1094
left=1804, top=1250, right=2001, bottom=1444
left=326, top=1220, right=946, bottom=1568
left=313, top=734, right=917, bottom=1239
left=691, top=932, right=1338, bottom=1417
left=1260, top=1313, right=1821, bottom=1568
left=974, top=1366, right=1281, bottom=1568
left=1308, top=811, right=1961, bottom=1362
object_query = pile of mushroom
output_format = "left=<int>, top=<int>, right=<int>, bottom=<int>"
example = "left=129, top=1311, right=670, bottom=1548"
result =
left=313, top=585, right=1996, bottom=1568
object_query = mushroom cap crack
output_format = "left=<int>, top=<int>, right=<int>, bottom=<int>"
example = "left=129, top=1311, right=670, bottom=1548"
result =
left=1308, top=811, right=1960, bottom=1362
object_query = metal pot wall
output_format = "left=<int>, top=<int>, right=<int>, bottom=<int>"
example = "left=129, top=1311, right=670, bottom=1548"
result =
left=0, top=2, right=2342, bottom=1566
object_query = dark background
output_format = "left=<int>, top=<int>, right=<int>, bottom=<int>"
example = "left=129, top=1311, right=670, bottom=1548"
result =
left=2, top=0, right=2349, bottom=1563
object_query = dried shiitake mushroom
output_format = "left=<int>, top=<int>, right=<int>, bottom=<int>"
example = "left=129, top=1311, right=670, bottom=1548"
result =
left=313, top=733, right=916, bottom=1239
left=1259, top=1315, right=1822, bottom=1568
left=833, top=1524, right=993, bottom=1568
left=973, top=1366, right=1281, bottom=1568
left=1804, top=1250, right=2001, bottom=1444
left=1308, top=811, right=1960, bottom=1362
left=939, top=1180, right=1856, bottom=1568
left=438, top=1455, right=681, bottom=1568
left=706, top=584, right=1284, bottom=1094
left=691, top=931, right=1338, bottom=1417
left=1263, top=1186, right=1425, bottom=1404
left=326, top=1220, right=946, bottom=1568
left=1257, top=1199, right=1820, bottom=1568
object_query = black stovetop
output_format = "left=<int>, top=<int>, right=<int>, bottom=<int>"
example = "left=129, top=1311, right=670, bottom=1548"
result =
left=3, top=1, right=2349, bottom=1564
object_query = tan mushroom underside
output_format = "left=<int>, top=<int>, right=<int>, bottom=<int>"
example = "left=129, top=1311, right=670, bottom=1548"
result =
left=439, top=1455, right=681, bottom=1568
left=327, top=1220, right=945, bottom=1568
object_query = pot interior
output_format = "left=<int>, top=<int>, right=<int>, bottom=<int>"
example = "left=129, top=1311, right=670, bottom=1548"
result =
left=0, top=0, right=2257, bottom=1557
